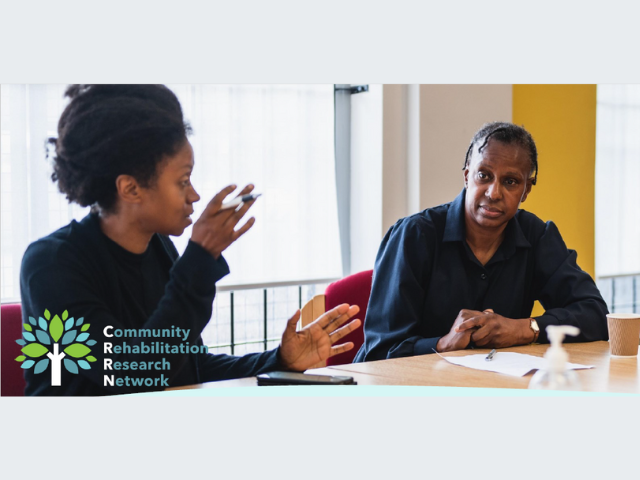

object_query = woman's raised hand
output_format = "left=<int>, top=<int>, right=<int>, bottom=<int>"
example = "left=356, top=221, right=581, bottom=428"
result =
left=191, top=184, right=257, bottom=259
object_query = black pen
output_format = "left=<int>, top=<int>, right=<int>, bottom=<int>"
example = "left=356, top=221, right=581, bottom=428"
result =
left=220, top=193, right=262, bottom=210
left=485, top=349, right=497, bottom=361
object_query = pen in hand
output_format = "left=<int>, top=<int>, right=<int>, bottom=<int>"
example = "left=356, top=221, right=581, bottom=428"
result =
left=220, top=193, right=262, bottom=211
left=485, top=349, right=497, bottom=361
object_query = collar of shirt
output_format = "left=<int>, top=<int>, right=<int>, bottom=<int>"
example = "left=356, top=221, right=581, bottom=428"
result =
left=442, top=188, right=531, bottom=266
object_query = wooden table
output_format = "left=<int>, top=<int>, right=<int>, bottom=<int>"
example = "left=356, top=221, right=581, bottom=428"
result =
left=169, top=341, right=640, bottom=393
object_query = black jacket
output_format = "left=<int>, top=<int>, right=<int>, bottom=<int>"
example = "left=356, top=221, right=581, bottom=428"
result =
left=20, top=212, right=280, bottom=395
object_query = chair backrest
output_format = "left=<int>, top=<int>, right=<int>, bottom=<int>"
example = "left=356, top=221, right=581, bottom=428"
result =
left=324, top=270, right=372, bottom=366
left=1, top=303, right=26, bottom=396
left=299, top=270, right=373, bottom=367
left=299, top=293, right=327, bottom=368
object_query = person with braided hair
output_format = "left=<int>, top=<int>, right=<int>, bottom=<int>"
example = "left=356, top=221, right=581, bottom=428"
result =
left=354, top=122, right=608, bottom=362
left=20, top=85, right=361, bottom=395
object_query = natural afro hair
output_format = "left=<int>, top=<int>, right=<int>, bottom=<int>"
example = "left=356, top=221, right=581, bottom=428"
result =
left=47, top=84, right=192, bottom=213
left=463, top=122, right=538, bottom=185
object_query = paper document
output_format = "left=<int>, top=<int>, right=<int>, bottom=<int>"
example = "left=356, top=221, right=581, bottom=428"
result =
left=437, top=352, right=594, bottom=377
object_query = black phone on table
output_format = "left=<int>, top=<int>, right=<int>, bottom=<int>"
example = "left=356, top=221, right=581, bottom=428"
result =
left=256, top=371, right=356, bottom=386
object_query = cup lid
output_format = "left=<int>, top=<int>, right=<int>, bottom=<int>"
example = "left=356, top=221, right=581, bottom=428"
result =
left=606, top=313, right=640, bottom=319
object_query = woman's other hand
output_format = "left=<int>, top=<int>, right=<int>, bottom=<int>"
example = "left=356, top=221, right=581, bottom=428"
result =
left=279, top=304, right=361, bottom=371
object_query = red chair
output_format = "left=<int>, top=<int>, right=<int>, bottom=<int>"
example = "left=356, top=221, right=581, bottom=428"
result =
left=1, top=303, right=26, bottom=396
left=300, top=270, right=373, bottom=366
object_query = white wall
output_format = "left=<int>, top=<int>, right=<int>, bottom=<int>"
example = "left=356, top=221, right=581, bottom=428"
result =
left=382, top=84, right=409, bottom=234
left=419, top=84, right=513, bottom=210
left=349, top=84, right=512, bottom=274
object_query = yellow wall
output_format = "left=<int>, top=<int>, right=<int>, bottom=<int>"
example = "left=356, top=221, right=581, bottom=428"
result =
left=512, top=85, right=597, bottom=278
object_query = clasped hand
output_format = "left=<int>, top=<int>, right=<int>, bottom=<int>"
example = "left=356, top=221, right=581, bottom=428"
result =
left=436, top=309, right=533, bottom=352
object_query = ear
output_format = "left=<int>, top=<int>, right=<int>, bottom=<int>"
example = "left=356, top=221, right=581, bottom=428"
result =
left=463, top=167, right=469, bottom=189
left=520, top=180, right=533, bottom=204
left=115, top=174, right=144, bottom=205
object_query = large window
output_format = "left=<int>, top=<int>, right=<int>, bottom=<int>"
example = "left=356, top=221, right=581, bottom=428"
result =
left=168, top=85, right=341, bottom=287
left=595, top=84, right=640, bottom=312
left=1, top=84, right=342, bottom=304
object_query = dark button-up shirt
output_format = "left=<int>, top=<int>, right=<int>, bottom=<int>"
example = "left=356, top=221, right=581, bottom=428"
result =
left=354, top=189, right=609, bottom=362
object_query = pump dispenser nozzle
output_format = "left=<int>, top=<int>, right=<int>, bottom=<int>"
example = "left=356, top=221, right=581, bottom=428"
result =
left=548, top=325, right=580, bottom=347
left=529, top=325, right=581, bottom=391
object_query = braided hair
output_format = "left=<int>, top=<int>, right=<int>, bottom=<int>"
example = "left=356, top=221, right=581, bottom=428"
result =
left=463, top=122, right=538, bottom=185
left=47, top=85, right=192, bottom=213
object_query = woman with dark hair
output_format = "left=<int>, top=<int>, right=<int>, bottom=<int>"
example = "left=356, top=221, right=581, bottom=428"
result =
left=20, top=84, right=360, bottom=395
left=355, top=122, right=608, bottom=362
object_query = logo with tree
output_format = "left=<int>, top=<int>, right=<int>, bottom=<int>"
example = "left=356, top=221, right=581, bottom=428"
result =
left=15, top=309, right=97, bottom=386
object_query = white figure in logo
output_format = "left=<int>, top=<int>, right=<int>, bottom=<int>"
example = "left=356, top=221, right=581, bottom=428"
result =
left=47, top=344, right=66, bottom=386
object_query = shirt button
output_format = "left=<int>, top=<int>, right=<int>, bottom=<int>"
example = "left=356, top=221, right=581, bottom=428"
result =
left=480, top=273, right=487, bottom=280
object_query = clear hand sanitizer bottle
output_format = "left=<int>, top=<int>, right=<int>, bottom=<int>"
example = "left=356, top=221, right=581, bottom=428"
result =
left=529, top=325, right=581, bottom=391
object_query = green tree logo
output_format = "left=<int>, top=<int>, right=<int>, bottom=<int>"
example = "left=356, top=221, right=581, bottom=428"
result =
left=15, top=309, right=97, bottom=386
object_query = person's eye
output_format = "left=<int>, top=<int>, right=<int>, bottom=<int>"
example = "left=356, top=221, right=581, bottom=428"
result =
left=504, top=178, right=518, bottom=186
left=180, top=178, right=191, bottom=187
left=477, top=171, right=488, bottom=180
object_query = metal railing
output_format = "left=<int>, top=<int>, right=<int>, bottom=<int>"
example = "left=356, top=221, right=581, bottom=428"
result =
left=203, top=280, right=336, bottom=355
left=596, top=273, right=640, bottom=313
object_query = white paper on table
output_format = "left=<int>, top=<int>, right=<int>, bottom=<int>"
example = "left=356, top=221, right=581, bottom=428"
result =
left=436, top=352, right=594, bottom=377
